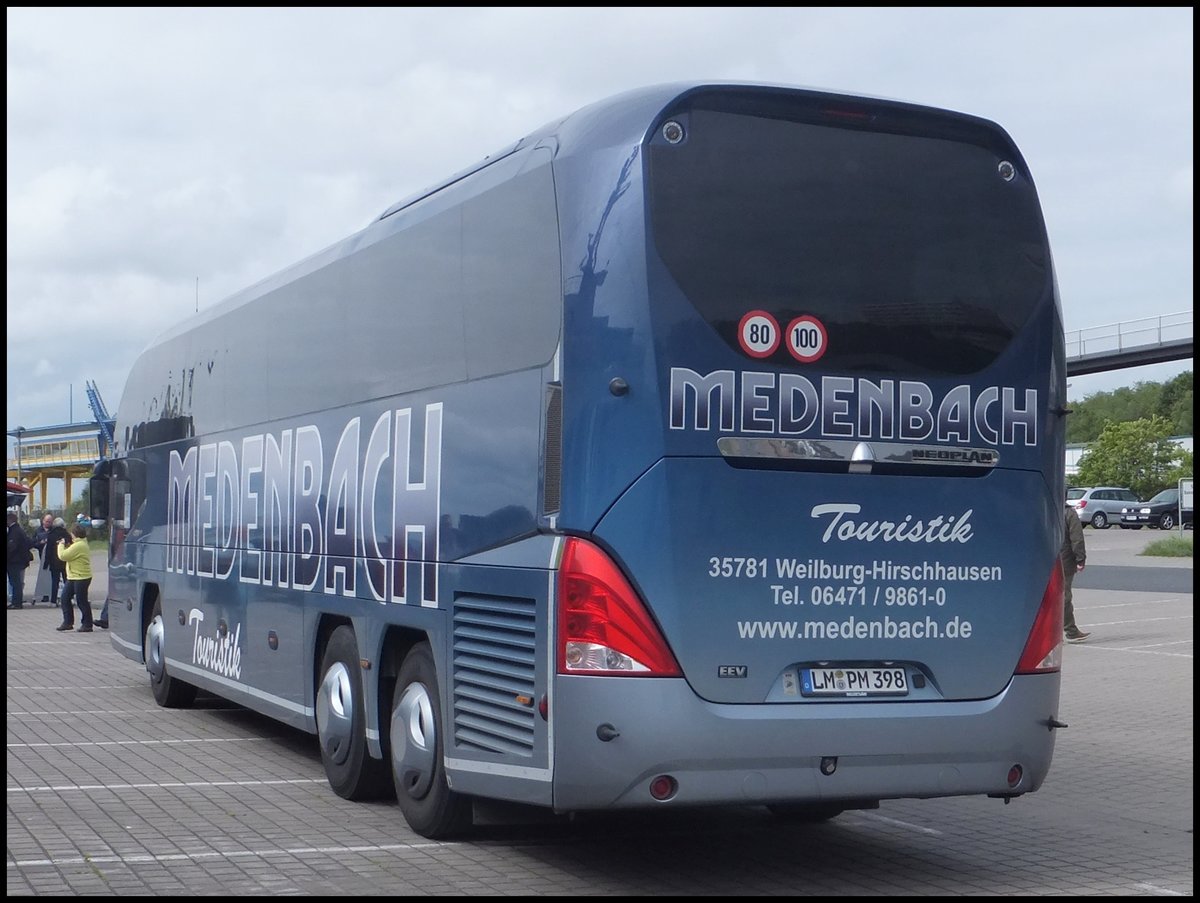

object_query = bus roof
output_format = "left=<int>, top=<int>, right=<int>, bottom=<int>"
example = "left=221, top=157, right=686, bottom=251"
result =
left=148, top=81, right=1009, bottom=351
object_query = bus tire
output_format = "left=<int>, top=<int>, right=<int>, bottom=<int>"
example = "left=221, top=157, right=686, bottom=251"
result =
left=145, top=599, right=197, bottom=708
left=316, top=625, right=392, bottom=801
left=766, top=802, right=846, bottom=823
left=390, top=642, right=472, bottom=839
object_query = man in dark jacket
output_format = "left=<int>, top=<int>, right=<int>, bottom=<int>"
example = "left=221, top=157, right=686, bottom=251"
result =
left=39, top=517, right=71, bottom=608
left=1062, top=503, right=1090, bottom=643
left=7, top=512, right=33, bottom=609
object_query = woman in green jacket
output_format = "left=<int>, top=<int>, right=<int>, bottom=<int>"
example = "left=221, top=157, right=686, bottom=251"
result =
left=56, top=525, right=94, bottom=632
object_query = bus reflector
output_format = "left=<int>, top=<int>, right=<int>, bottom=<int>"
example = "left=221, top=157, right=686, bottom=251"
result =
left=649, top=774, right=678, bottom=800
left=557, top=538, right=681, bottom=677
left=1015, top=561, right=1064, bottom=674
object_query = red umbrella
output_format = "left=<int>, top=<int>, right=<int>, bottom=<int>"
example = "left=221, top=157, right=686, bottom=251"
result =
left=7, top=480, right=31, bottom=508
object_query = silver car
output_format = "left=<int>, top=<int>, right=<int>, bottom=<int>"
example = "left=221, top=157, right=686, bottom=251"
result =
left=1066, top=486, right=1141, bottom=529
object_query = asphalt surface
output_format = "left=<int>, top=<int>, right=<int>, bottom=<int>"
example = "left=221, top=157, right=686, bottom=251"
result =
left=6, top=534, right=1193, bottom=896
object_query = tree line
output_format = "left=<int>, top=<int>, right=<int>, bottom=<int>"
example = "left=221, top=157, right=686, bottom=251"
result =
left=1067, top=370, right=1192, bottom=443
left=1069, top=370, right=1193, bottom=498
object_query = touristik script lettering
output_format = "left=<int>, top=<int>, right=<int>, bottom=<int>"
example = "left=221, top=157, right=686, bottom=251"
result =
left=811, top=503, right=974, bottom=544
left=189, top=609, right=242, bottom=680
left=668, top=368, right=1038, bottom=446
left=166, top=404, right=442, bottom=607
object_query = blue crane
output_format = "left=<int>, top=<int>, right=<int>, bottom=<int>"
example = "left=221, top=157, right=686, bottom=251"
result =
left=85, top=380, right=116, bottom=456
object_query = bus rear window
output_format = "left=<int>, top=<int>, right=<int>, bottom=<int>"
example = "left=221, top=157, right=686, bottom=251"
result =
left=647, top=105, right=1051, bottom=376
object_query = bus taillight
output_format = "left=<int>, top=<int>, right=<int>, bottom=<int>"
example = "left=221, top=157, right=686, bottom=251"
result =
left=557, top=538, right=681, bottom=677
left=1015, top=561, right=1064, bottom=674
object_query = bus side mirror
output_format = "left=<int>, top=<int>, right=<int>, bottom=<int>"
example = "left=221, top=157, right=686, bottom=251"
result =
left=89, top=476, right=110, bottom=520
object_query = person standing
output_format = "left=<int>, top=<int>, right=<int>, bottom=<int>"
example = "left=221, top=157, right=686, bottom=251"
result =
left=56, top=524, right=94, bottom=632
left=33, top=513, right=54, bottom=604
left=7, top=512, right=33, bottom=609
left=1062, top=502, right=1091, bottom=643
left=41, top=517, right=71, bottom=611
left=75, top=514, right=110, bottom=629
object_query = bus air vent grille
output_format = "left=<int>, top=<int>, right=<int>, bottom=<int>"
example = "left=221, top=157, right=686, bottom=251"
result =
left=451, top=594, right=538, bottom=757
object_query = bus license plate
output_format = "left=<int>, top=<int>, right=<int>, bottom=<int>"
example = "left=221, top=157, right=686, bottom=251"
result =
left=801, top=666, right=909, bottom=697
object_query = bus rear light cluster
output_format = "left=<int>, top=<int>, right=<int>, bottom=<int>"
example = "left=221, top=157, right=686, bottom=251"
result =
left=1015, top=561, right=1064, bottom=674
left=557, top=538, right=681, bottom=677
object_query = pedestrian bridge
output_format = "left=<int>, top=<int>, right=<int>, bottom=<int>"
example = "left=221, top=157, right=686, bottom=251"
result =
left=1066, top=310, right=1192, bottom=376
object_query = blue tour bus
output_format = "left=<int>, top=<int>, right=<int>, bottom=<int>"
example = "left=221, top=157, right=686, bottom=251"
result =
left=90, top=82, right=1068, bottom=839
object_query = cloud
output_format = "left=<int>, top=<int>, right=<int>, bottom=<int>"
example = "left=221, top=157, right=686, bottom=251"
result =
left=1167, top=165, right=1193, bottom=211
left=5, top=6, right=1193, bottom=500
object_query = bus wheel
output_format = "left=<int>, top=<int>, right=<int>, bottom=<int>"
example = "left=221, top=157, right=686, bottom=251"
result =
left=145, top=600, right=197, bottom=708
left=316, top=626, right=391, bottom=800
left=766, top=802, right=846, bottom=823
left=390, top=642, right=472, bottom=839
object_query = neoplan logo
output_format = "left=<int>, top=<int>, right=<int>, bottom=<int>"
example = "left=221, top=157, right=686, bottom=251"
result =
left=911, top=448, right=998, bottom=466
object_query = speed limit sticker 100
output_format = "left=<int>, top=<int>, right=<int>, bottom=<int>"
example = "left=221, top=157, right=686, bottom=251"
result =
left=786, top=315, right=828, bottom=363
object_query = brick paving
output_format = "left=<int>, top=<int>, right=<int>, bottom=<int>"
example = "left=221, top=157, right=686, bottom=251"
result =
left=6, top=549, right=1192, bottom=896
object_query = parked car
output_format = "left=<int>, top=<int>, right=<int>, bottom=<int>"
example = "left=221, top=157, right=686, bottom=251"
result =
left=1120, top=488, right=1195, bottom=531
left=1066, top=486, right=1141, bottom=529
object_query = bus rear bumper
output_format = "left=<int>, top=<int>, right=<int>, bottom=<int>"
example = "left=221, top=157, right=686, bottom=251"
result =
left=550, top=672, right=1060, bottom=811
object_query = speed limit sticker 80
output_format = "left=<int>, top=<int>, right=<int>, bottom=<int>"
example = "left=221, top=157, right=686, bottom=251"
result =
left=737, top=310, right=781, bottom=358
left=786, top=315, right=828, bottom=363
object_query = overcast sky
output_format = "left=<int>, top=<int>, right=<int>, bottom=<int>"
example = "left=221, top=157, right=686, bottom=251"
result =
left=6, top=7, right=1194, bottom=473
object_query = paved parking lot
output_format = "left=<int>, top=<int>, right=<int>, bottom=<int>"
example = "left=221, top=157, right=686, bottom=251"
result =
left=6, top=537, right=1192, bottom=896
